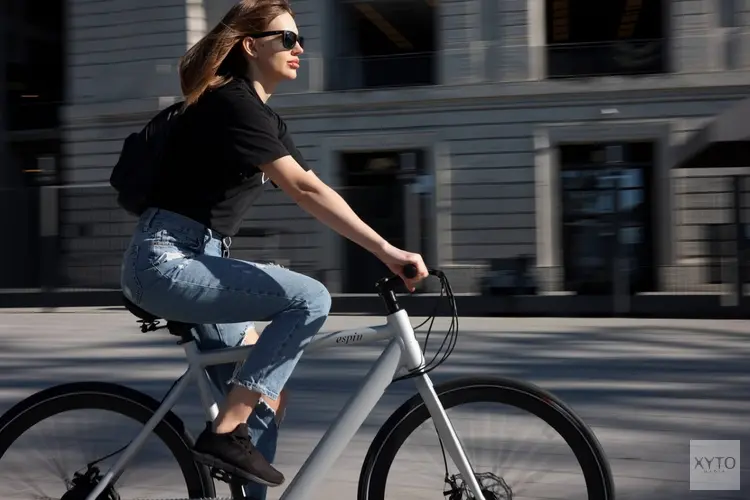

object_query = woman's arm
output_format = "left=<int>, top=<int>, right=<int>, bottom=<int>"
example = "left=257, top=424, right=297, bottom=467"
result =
left=259, top=155, right=428, bottom=289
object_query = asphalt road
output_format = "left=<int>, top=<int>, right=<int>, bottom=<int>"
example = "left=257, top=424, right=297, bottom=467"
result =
left=0, top=308, right=747, bottom=499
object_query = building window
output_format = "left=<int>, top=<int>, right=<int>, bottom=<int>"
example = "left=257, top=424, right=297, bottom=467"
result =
left=4, top=0, right=64, bottom=188
left=6, top=0, right=64, bottom=131
left=328, top=0, right=437, bottom=90
left=719, top=0, right=736, bottom=28
left=559, top=142, right=656, bottom=294
left=545, top=0, right=668, bottom=78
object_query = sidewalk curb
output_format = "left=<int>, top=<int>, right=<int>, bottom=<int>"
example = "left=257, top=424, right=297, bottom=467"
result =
left=1, top=289, right=748, bottom=318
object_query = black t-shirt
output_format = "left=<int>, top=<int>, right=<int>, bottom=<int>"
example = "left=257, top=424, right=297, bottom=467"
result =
left=151, top=75, right=310, bottom=237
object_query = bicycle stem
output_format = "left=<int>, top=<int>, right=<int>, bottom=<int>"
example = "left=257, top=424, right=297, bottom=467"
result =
left=376, top=267, right=441, bottom=315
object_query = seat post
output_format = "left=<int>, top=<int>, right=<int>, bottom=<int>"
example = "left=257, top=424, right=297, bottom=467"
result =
left=182, top=340, right=220, bottom=422
left=167, top=322, right=198, bottom=344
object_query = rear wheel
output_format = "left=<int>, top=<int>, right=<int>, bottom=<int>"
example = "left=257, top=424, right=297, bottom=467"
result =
left=358, top=376, right=614, bottom=500
left=0, top=382, right=215, bottom=499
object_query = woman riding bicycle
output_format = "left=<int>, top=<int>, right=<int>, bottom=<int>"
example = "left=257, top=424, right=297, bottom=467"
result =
left=119, top=0, right=428, bottom=498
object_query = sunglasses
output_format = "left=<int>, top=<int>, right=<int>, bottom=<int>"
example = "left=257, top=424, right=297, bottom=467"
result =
left=249, top=30, right=304, bottom=50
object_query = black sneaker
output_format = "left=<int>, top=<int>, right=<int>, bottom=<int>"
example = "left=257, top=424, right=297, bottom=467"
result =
left=192, top=422, right=285, bottom=486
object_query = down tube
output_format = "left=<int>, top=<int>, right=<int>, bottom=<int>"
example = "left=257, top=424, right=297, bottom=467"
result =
left=84, top=369, right=195, bottom=500
left=280, top=338, right=403, bottom=500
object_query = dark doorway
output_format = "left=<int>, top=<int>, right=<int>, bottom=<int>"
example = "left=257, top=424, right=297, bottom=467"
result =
left=0, top=0, right=65, bottom=289
left=559, top=142, right=656, bottom=294
left=0, top=185, right=40, bottom=288
left=0, top=140, right=60, bottom=289
left=340, top=150, right=426, bottom=293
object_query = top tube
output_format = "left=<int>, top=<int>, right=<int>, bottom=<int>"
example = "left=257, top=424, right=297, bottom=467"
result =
left=195, top=321, right=395, bottom=369
left=308, top=322, right=394, bottom=351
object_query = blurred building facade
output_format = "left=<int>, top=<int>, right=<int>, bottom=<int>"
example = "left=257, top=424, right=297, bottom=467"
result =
left=2, top=0, right=749, bottom=301
left=0, top=0, right=64, bottom=289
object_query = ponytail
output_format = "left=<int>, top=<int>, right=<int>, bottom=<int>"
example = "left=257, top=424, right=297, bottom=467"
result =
left=179, top=25, right=238, bottom=106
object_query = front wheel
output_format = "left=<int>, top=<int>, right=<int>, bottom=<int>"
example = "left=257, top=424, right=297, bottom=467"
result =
left=358, top=376, right=614, bottom=500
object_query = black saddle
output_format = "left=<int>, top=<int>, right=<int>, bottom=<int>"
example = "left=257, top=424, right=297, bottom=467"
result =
left=122, top=294, right=193, bottom=342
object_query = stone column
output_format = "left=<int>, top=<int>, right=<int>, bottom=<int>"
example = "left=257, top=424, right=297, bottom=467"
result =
left=439, top=0, right=484, bottom=84
left=670, top=0, right=714, bottom=72
left=494, top=0, right=539, bottom=82
left=721, top=0, right=750, bottom=69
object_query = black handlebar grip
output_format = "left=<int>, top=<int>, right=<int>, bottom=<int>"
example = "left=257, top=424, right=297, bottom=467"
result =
left=403, top=264, right=418, bottom=279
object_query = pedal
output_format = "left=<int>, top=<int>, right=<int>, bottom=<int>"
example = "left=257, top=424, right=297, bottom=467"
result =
left=210, top=466, right=234, bottom=484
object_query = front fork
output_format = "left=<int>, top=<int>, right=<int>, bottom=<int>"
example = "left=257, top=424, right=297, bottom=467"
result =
left=389, top=310, right=486, bottom=500
left=413, top=374, right=486, bottom=500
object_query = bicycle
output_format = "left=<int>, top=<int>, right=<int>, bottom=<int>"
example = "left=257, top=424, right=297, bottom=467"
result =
left=0, top=265, right=615, bottom=500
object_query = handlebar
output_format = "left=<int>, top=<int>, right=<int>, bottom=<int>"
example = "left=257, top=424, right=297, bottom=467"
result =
left=403, top=264, right=443, bottom=280
left=375, top=264, right=444, bottom=315
left=403, top=264, right=418, bottom=280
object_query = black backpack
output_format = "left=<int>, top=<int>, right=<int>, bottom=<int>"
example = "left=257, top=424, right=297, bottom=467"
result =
left=110, top=101, right=185, bottom=216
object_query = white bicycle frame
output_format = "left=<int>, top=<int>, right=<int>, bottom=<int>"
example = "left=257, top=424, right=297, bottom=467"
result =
left=85, top=308, right=486, bottom=500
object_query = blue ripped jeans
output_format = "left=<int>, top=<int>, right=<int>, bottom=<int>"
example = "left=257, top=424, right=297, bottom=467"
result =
left=120, top=208, right=331, bottom=499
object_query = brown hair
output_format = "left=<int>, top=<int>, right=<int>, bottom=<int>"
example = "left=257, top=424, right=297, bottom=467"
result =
left=178, top=0, right=293, bottom=106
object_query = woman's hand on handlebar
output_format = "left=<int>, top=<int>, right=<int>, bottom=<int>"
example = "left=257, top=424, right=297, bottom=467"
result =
left=374, top=242, right=429, bottom=292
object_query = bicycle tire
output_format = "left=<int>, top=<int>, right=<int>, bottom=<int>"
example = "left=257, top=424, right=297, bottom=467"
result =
left=0, top=381, right=215, bottom=499
left=357, top=376, right=615, bottom=500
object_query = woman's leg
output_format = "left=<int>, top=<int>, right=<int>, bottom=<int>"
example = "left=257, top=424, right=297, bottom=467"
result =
left=194, top=322, right=287, bottom=500
left=212, top=267, right=330, bottom=431
left=189, top=260, right=329, bottom=486
left=192, top=322, right=253, bottom=397
left=124, top=208, right=330, bottom=487
left=136, top=252, right=330, bottom=486
left=238, top=333, right=289, bottom=500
